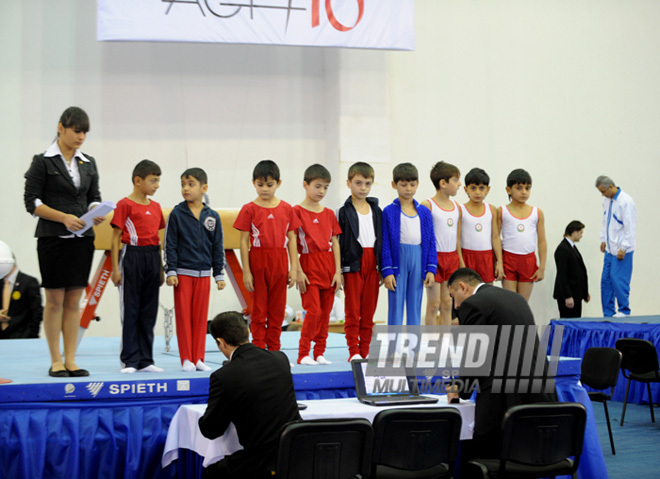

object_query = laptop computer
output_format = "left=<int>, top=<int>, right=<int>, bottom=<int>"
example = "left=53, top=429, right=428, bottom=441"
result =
left=351, top=359, right=438, bottom=406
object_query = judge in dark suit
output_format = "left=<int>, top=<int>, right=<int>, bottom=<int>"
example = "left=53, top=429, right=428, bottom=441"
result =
left=553, top=220, right=590, bottom=318
left=24, top=106, right=105, bottom=377
left=199, top=312, right=301, bottom=479
left=0, top=262, right=43, bottom=340
left=447, top=268, right=556, bottom=460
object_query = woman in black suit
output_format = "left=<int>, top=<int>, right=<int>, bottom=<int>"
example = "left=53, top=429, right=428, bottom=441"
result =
left=24, top=107, right=105, bottom=377
left=553, top=220, right=590, bottom=318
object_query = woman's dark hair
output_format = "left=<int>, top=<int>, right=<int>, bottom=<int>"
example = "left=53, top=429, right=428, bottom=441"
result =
left=564, top=220, right=585, bottom=237
left=59, top=107, right=90, bottom=134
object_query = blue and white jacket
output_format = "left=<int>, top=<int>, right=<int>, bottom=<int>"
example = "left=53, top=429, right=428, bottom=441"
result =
left=164, top=202, right=225, bottom=281
left=600, top=188, right=636, bottom=255
left=381, top=198, right=437, bottom=279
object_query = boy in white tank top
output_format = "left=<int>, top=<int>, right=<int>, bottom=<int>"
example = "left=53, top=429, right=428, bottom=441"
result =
left=421, top=161, right=462, bottom=326
left=497, top=169, right=547, bottom=301
left=460, top=168, right=503, bottom=283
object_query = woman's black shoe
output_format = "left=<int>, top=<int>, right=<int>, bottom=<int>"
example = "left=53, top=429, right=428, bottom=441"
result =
left=48, top=367, right=70, bottom=378
left=66, top=368, right=90, bottom=377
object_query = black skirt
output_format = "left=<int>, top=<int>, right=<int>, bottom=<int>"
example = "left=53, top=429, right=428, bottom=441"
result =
left=38, top=236, right=95, bottom=289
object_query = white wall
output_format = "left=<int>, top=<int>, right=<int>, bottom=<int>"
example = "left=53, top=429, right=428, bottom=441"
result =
left=389, top=0, right=660, bottom=321
left=1, top=0, right=658, bottom=337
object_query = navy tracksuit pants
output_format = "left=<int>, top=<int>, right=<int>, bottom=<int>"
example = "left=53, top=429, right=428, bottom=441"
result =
left=119, top=245, right=161, bottom=369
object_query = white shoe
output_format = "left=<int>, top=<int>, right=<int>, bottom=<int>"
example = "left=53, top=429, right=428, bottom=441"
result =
left=196, top=360, right=212, bottom=372
left=315, top=355, right=332, bottom=365
left=120, top=367, right=137, bottom=374
left=182, top=360, right=196, bottom=372
left=613, top=312, right=629, bottom=318
left=349, top=354, right=363, bottom=362
left=139, top=365, right=164, bottom=373
left=298, top=355, right=318, bottom=366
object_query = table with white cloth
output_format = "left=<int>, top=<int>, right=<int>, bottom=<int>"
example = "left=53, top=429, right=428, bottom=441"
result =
left=161, top=395, right=475, bottom=469
left=161, top=358, right=608, bottom=479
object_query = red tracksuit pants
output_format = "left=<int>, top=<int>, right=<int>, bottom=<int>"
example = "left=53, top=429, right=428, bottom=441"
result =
left=343, top=248, right=380, bottom=358
left=250, top=247, right=288, bottom=351
left=173, top=275, right=210, bottom=365
left=298, top=251, right=336, bottom=362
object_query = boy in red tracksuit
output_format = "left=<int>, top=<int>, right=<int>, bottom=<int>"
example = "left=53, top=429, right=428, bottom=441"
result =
left=294, top=164, right=342, bottom=365
left=234, top=160, right=300, bottom=351
left=337, top=162, right=382, bottom=361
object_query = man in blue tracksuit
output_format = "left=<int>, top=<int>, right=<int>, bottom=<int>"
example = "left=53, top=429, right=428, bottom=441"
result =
left=596, top=175, right=636, bottom=317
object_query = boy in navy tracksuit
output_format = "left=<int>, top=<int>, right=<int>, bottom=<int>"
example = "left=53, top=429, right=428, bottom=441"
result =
left=165, top=168, right=225, bottom=372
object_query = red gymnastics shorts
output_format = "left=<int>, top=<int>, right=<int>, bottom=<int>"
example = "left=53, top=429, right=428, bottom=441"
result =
left=462, top=249, right=495, bottom=283
left=502, top=251, right=538, bottom=282
left=435, top=251, right=459, bottom=283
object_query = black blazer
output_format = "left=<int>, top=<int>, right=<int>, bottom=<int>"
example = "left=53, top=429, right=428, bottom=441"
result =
left=24, top=152, right=101, bottom=237
left=457, top=285, right=556, bottom=452
left=553, top=238, right=588, bottom=301
left=198, top=343, right=301, bottom=474
left=0, top=271, right=43, bottom=340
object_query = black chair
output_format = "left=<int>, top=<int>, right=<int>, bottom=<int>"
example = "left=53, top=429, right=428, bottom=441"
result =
left=580, top=347, right=622, bottom=454
left=275, top=418, right=373, bottom=479
left=371, top=407, right=462, bottom=478
left=465, top=402, right=587, bottom=479
left=615, top=338, right=660, bottom=426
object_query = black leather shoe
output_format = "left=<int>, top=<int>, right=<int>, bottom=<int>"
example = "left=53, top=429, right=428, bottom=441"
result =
left=48, top=367, right=70, bottom=378
left=66, top=368, right=90, bottom=377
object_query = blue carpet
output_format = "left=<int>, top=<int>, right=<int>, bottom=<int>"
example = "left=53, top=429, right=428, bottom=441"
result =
left=0, top=332, right=357, bottom=403
left=593, top=400, right=660, bottom=478
left=0, top=331, right=352, bottom=386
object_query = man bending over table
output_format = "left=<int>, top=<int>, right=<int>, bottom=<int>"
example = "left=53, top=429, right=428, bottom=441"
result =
left=199, top=311, right=301, bottom=478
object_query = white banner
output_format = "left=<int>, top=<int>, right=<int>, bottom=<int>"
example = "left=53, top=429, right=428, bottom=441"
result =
left=97, top=0, right=414, bottom=51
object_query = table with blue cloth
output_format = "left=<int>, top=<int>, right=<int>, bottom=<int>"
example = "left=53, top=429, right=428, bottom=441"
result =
left=550, top=316, right=660, bottom=403
left=554, top=356, right=608, bottom=479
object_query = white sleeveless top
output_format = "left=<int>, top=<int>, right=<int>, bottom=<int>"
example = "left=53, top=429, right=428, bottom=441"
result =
left=460, top=203, right=493, bottom=251
left=357, top=208, right=376, bottom=248
left=501, top=205, right=538, bottom=255
left=427, top=198, right=459, bottom=253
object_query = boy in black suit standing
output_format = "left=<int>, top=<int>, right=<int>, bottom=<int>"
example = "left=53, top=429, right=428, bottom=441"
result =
left=0, top=259, right=43, bottom=339
left=553, top=221, right=590, bottom=318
